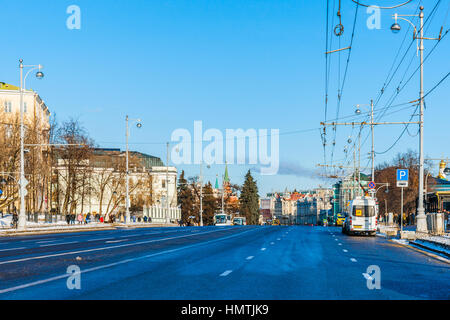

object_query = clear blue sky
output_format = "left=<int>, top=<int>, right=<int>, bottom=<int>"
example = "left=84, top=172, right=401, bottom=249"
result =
left=1, top=0, right=449, bottom=196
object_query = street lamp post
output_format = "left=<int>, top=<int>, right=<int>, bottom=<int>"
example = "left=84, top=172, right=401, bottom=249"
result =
left=125, top=115, right=142, bottom=225
left=390, top=6, right=442, bottom=233
left=18, top=59, right=44, bottom=231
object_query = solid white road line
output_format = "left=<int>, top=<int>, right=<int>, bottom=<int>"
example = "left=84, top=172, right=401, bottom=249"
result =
left=0, top=228, right=260, bottom=295
left=39, top=241, right=78, bottom=247
left=0, top=227, right=251, bottom=266
left=0, top=247, right=26, bottom=252
left=87, top=238, right=113, bottom=242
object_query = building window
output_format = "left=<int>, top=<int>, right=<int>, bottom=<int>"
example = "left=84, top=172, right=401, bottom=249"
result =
left=4, top=101, right=12, bottom=113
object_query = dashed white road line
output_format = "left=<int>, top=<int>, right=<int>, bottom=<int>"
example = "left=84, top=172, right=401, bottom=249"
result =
left=87, top=238, right=113, bottom=242
left=362, top=273, right=373, bottom=281
left=220, top=270, right=233, bottom=277
left=270, top=242, right=275, bottom=245
left=343, top=249, right=348, bottom=252
left=338, top=243, right=342, bottom=246
left=277, top=238, right=281, bottom=241
left=246, top=256, right=254, bottom=260
left=261, top=248, right=267, bottom=251
left=350, top=258, right=357, bottom=262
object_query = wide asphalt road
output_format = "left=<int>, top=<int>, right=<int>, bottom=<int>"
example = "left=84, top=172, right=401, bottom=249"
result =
left=0, top=225, right=448, bottom=300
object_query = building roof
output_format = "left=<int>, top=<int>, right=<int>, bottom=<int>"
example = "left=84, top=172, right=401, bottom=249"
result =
left=0, top=82, right=19, bottom=91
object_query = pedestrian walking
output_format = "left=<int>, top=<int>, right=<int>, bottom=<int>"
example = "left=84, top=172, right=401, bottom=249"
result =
left=77, top=213, right=83, bottom=225
left=66, top=214, right=70, bottom=225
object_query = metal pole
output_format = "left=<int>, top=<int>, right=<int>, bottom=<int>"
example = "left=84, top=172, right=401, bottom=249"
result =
left=221, top=175, right=225, bottom=215
left=416, top=6, right=427, bottom=232
left=199, top=162, right=203, bottom=226
left=18, top=59, right=26, bottom=230
left=371, top=99, right=375, bottom=183
left=166, top=142, right=170, bottom=225
left=125, top=115, right=130, bottom=224
left=401, top=187, right=404, bottom=233
left=358, top=129, right=361, bottom=194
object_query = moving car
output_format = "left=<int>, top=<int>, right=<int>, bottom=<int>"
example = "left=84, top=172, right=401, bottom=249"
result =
left=342, top=197, right=378, bottom=236
left=336, top=214, right=345, bottom=226
left=233, top=216, right=246, bottom=226
left=214, top=213, right=233, bottom=226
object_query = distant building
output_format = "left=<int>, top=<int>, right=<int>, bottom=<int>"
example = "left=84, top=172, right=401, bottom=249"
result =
left=296, top=188, right=332, bottom=225
left=53, top=148, right=180, bottom=223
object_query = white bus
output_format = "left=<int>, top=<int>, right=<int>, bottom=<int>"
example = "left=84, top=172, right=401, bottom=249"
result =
left=342, top=197, right=378, bottom=236
left=214, top=213, right=233, bottom=226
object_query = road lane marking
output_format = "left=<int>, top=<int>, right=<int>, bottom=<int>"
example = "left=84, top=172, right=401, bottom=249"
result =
left=335, top=239, right=338, bottom=241
left=362, top=273, right=373, bottom=281
left=338, top=243, right=342, bottom=246
left=87, top=238, right=113, bottom=242
left=106, top=239, right=128, bottom=244
left=343, top=249, right=348, bottom=252
left=0, top=247, right=26, bottom=252
left=261, top=248, right=266, bottom=251
left=0, top=227, right=262, bottom=295
left=0, top=227, right=255, bottom=266
left=246, top=256, right=254, bottom=260
left=270, top=242, right=275, bottom=245
left=39, top=242, right=78, bottom=247
left=350, top=258, right=357, bottom=262
left=220, top=270, right=233, bottom=277
left=36, top=240, right=58, bottom=244
left=277, top=238, right=281, bottom=241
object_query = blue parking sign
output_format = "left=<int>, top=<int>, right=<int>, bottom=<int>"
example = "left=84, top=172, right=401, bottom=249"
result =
left=397, top=169, right=409, bottom=187
left=397, top=169, right=408, bottom=181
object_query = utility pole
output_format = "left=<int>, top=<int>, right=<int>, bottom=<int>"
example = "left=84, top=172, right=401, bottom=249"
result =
left=321, top=118, right=420, bottom=199
left=125, top=115, right=130, bottom=224
left=166, top=142, right=170, bottom=225
left=221, top=174, right=225, bottom=215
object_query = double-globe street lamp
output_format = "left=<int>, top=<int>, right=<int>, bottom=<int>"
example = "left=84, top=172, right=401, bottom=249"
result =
left=125, top=115, right=142, bottom=225
left=390, top=6, right=442, bottom=233
left=18, top=59, right=44, bottom=230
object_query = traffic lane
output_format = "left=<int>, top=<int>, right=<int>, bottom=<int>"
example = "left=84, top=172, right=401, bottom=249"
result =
left=0, top=225, right=272, bottom=299
left=0, top=226, right=198, bottom=247
left=328, top=227, right=450, bottom=299
left=0, top=227, right=204, bottom=261
left=209, top=226, right=447, bottom=299
left=202, top=225, right=377, bottom=300
left=0, top=226, right=259, bottom=295
left=67, top=225, right=282, bottom=300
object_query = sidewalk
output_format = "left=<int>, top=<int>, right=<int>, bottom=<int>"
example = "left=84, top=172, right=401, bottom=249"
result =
left=377, top=224, right=450, bottom=260
left=0, top=214, right=179, bottom=237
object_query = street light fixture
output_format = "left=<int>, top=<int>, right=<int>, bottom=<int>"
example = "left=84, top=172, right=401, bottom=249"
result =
left=125, top=115, right=142, bottom=225
left=390, top=6, right=442, bottom=233
left=18, top=59, right=45, bottom=230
